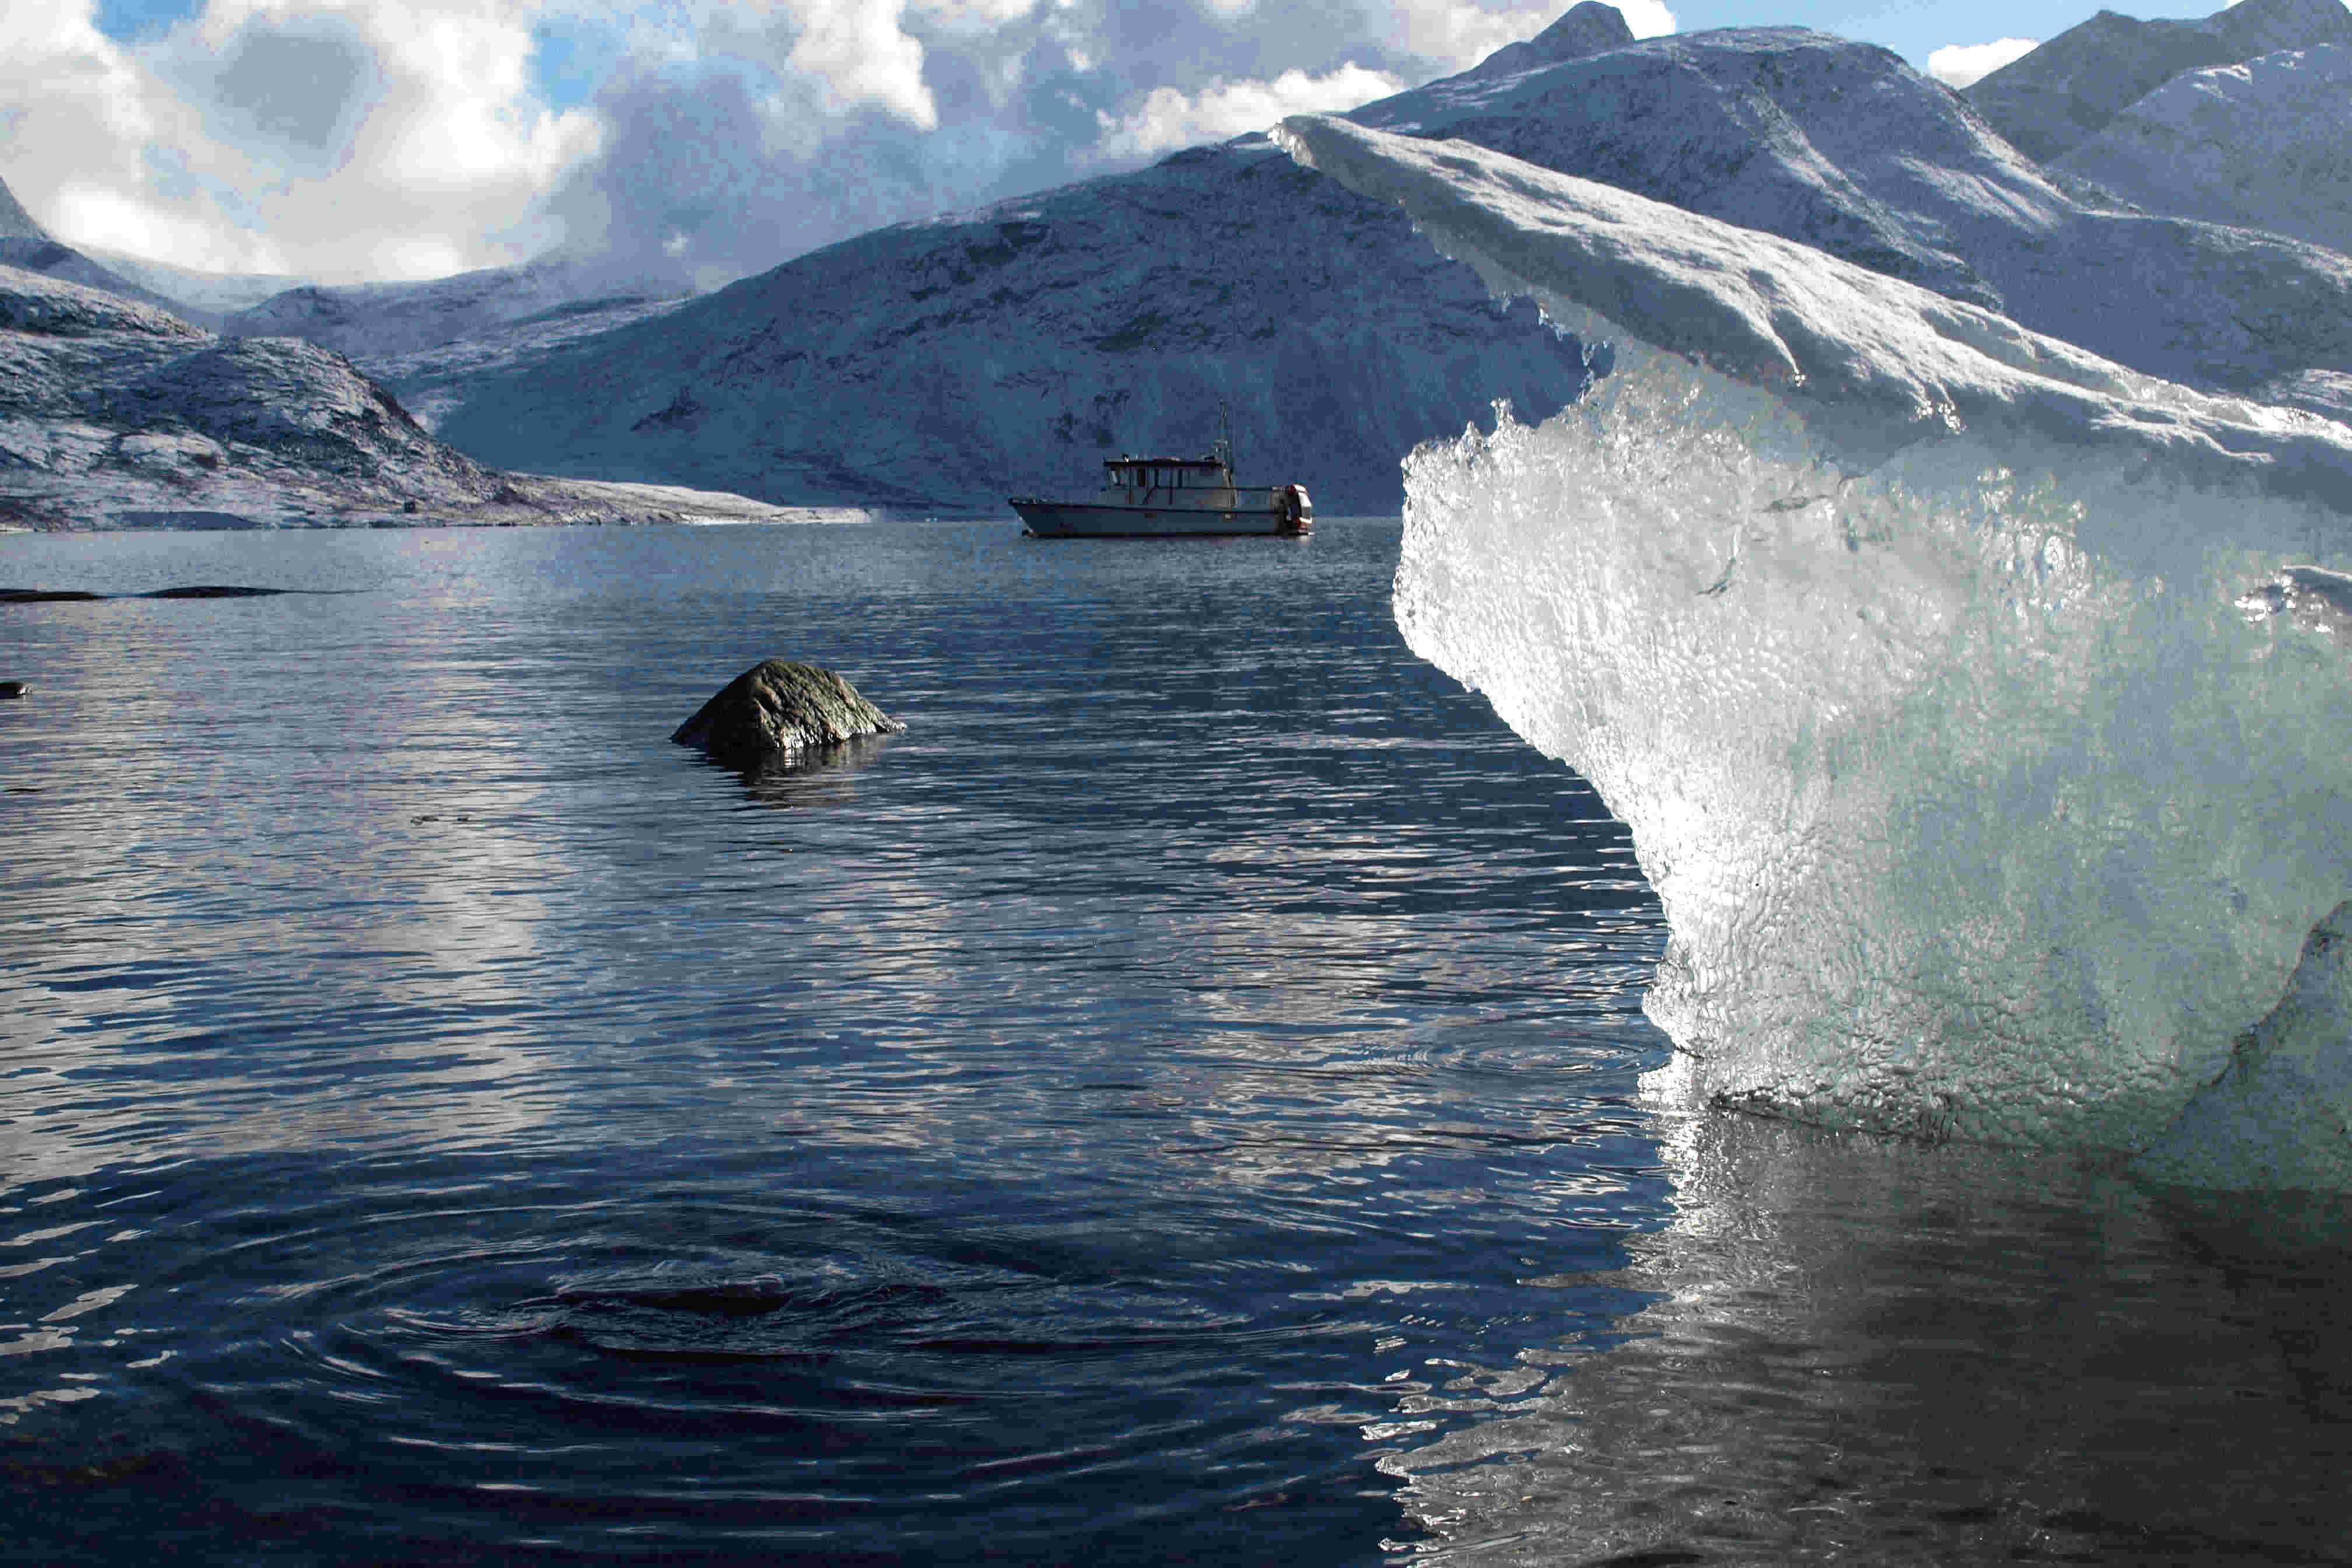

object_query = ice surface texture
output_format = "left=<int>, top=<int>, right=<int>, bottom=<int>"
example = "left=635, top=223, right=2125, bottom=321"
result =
left=1276, top=114, right=2352, bottom=1190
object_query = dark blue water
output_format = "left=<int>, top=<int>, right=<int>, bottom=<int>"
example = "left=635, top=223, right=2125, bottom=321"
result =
left=4, top=520, right=2349, bottom=1567
left=0, top=520, right=1668, bottom=1564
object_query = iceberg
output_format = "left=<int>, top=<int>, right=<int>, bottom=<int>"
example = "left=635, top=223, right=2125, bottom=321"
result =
left=1273, top=114, right=2352, bottom=1190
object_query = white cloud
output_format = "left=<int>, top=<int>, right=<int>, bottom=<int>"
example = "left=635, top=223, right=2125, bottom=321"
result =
left=1094, top=61, right=1402, bottom=159
left=782, top=0, right=936, bottom=127
left=0, top=0, right=1684, bottom=289
left=1926, top=37, right=2038, bottom=88
left=0, top=0, right=601, bottom=281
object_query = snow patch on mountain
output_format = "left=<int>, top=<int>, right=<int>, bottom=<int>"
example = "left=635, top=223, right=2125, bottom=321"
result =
left=2057, top=45, right=2352, bottom=258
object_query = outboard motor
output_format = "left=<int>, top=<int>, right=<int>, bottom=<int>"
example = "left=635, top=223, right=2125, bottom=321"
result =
left=1280, top=484, right=1313, bottom=534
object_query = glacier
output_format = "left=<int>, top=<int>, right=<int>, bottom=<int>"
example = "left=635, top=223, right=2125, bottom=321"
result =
left=1275, top=113, right=2352, bottom=1191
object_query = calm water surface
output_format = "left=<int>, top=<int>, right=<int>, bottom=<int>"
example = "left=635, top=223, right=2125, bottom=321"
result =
left=1, top=520, right=2346, bottom=1566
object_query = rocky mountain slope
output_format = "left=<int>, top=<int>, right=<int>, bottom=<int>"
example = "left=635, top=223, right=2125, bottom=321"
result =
left=2056, top=43, right=2352, bottom=257
left=1964, top=0, right=2352, bottom=162
left=418, top=9, right=2352, bottom=512
left=0, top=179, right=47, bottom=242
left=0, top=263, right=804, bottom=530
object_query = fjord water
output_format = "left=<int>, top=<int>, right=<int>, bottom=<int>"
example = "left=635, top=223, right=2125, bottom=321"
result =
left=0, top=520, right=2346, bottom=1566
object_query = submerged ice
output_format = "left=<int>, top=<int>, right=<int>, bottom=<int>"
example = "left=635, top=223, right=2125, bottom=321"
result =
left=1275, top=114, right=2352, bottom=1191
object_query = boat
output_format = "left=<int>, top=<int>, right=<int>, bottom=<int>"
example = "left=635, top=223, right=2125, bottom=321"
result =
left=1010, top=422, right=1311, bottom=538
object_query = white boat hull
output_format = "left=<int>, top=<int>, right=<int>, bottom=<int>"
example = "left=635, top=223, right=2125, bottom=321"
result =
left=1010, top=498, right=1308, bottom=538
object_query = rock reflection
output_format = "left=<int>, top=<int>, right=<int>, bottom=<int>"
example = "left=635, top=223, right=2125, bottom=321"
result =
left=728, top=733, right=897, bottom=808
left=1381, top=1114, right=2352, bottom=1565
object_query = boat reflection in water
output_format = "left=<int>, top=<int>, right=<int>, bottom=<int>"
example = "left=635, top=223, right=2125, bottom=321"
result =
left=1376, top=1111, right=2352, bottom=1565
left=1011, top=426, right=1310, bottom=538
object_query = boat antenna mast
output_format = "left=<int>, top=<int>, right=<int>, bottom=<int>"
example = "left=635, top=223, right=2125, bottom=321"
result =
left=1212, top=402, right=1234, bottom=477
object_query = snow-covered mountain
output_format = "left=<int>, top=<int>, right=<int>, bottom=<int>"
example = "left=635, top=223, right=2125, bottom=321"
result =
left=425, top=138, right=1601, bottom=514
left=79, top=247, right=313, bottom=317
left=2056, top=44, right=2352, bottom=257
left=0, top=264, right=805, bottom=530
left=1965, top=0, right=2352, bottom=162
left=418, top=11, right=2352, bottom=513
left=224, top=253, right=695, bottom=362
left=1348, top=24, right=2352, bottom=394
left=0, top=166, right=690, bottom=360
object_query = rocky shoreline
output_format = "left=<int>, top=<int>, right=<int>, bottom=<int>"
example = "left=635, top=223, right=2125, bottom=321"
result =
left=0, top=262, right=807, bottom=533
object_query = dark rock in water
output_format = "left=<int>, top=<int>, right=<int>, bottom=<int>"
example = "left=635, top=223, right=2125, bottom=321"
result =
left=0, top=680, right=23, bottom=698
left=671, top=659, right=902, bottom=769
left=110, top=510, right=264, bottom=530
left=139, top=584, right=288, bottom=598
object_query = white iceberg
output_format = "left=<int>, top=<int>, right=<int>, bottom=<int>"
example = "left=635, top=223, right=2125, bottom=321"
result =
left=1274, top=113, right=2352, bottom=1190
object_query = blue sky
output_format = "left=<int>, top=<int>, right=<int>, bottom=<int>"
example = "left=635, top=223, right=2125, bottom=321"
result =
left=82, top=0, right=2235, bottom=106
left=1, top=0, right=2278, bottom=285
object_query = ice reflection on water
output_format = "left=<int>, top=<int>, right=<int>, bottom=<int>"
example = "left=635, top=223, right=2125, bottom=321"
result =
left=1384, top=1114, right=2352, bottom=1565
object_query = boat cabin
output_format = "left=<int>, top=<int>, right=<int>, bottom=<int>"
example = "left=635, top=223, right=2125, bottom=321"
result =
left=1103, top=456, right=1229, bottom=492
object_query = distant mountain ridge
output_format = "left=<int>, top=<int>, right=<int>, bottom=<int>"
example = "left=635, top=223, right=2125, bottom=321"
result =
left=11, top=0, right=2352, bottom=524
left=1966, top=0, right=2352, bottom=162
left=411, top=10, right=2352, bottom=512
left=0, top=261, right=811, bottom=530
left=0, top=174, right=209, bottom=324
left=223, top=253, right=695, bottom=362
left=2056, top=43, right=2352, bottom=257
left=82, top=247, right=313, bottom=316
